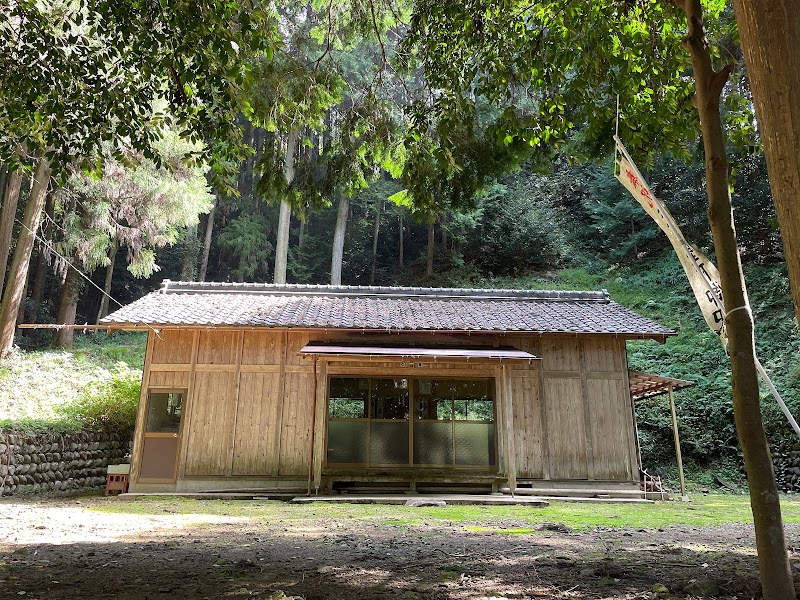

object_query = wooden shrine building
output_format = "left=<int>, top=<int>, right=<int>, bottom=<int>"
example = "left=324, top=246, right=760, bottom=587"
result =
left=101, top=282, right=675, bottom=496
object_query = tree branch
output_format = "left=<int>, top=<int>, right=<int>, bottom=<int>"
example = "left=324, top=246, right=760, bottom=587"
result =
left=313, top=0, right=335, bottom=73
left=710, top=63, right=734, bottom=99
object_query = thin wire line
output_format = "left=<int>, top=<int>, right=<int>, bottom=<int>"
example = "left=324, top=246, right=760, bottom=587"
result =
left=17, top=216, right=124, bottom=310
left=13, top=215, right=161, bottom=338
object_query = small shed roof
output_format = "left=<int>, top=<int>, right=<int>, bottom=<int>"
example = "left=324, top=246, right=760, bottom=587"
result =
left=300, top=344, right=538, bottom=361
left=101, top=281, right=675, bottom=340
left=629, top=371, right=695, bottom=401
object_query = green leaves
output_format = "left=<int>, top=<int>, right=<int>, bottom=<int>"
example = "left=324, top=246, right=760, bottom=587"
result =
left=56, top=130, right=214, bottom=277
left=401, top=0, right=744, bottom=168
left=1, top=0, right=275, bottom=190
left=218, top=213, right=275, bottom=278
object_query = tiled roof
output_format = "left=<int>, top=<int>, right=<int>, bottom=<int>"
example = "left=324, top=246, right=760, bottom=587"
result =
left=101, top=281, right=675, bottom=339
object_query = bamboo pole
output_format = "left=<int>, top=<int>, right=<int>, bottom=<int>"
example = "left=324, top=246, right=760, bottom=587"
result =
left=668, top=384, right=688, bottom=501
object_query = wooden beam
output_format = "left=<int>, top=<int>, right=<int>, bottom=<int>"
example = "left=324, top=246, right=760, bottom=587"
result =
left=578, top=341, right=596, bottom=481
left=175, top=330, right=200, bottom=482
left=226, top=331, right=245, bottom=476
left=312, top=360, right=328, bottom=492
left=130, top=331, right=155, bottom=487
left=669, top=384, right=688, bottom=500
left=503, top=365, right=516, bottom=495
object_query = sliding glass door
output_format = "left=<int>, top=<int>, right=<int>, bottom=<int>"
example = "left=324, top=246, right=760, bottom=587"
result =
left=326, top=376, right=495, bottom=469
left=414, top=378, right=496, bottom=467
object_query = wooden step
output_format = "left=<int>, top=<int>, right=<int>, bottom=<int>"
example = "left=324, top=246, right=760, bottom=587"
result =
left=531, top=495, right=655, bottom=504
left=501, top=486, right=648, bottom=498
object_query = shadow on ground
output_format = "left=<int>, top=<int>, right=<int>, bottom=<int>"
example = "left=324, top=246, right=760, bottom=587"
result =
left=1, top=517, right=786, bottom=599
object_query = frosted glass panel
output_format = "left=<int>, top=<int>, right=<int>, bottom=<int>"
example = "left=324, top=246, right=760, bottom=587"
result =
left=370, top=422, right=409, bottom=464
left=455, top=423, right=495, bottom=466
left=327, top=421, right=369, bottom=464
left=414, top=422, right=453, bottom=465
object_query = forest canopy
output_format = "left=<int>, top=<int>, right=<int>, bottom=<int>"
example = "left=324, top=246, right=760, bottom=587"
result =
left=2, top=1, right=800, bottom=593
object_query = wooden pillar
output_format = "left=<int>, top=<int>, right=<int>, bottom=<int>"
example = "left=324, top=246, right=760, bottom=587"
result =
left=502, top=364, right=516, bottom=495
left=226, top=331, right=245, bottom=476
left=312, top=359, right=328, bottom=493
left=130, top=331, right=156, bottom=487
left=668, top=384, right=688, bottom=501
left=175, top=330, right=200, bottom=484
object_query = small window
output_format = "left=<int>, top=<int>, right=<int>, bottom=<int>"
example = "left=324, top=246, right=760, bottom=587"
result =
left=453, top=379, right=494, bottom=421
left=146, top=391, right=184, bottom=433
left=415, top=379, right=456, bottom=420
left=370, top=378, right=409, bottom=420
left=328, top=378, right=368, bottom=419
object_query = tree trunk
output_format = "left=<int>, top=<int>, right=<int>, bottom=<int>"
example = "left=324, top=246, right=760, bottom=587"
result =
left=440, top=213, right=448, bottom=255
left=274, top=201, right=292, bottom=284
left=0, top=167, right=7, bottom=211
left=28, top=245, right=49, bottom=324
left=370, top=201, right=382, bottom=286
left=274, top=129, right=300, bottom=285
left=51, top=264, right=83, bottom=348
left=0, top=159, right=51, bottom=358
left=16, top=277, right=28, bottom=329
left=199, top=197, right=216, bottom=282
left=95, top=236, right=118, bottom=323
left=181, top=223, right=198, bottom=280
left=732, top=0, right=800, bottom=327
left=298, top=217, right=306, bottom=252
left=331, top=192, right=349, bottom=286
left=399, top=214, right=404, bottom=269
left=28, top=191, right=56, bottom=324
left=0, top=169, right=23, bottom=298
left=683, top=3, right=794, bottom=598
left=426, top=221, right=434, bottom=277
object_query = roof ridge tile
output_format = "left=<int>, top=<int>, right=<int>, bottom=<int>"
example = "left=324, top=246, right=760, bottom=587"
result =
left=156, top=280, right=610, bottom=302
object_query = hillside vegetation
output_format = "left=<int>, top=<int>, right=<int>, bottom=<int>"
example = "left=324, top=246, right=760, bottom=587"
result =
left=2, top=254, right=797, bottom=490
left=0, top=333, right=145, bottom=432
left=2, top=142, right=798, bottom=490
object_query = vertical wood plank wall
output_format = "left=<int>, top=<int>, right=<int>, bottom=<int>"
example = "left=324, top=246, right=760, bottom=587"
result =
left=144, top=329, right=314, bottom=481
left=138, top=329, right=640, bottom=487
left=508, top=336, right=639, bottom=482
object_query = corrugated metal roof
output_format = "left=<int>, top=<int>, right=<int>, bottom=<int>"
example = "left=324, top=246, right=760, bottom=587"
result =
left=300, top=344, right=538, bottom=360
left=101, top=281, right=675, bottom=339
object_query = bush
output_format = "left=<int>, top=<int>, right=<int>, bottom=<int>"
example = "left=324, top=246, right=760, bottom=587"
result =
left=57, top=363, right=140, bottom=433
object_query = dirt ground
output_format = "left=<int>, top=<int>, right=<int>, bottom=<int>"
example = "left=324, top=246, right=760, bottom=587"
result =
left=0, top=495, right=798, bottom=599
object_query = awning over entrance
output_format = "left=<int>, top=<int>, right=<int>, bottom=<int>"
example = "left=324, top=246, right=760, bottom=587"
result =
left=300, top=344, right=537, bottom=361
left=628, top=371, right=694, bottom=401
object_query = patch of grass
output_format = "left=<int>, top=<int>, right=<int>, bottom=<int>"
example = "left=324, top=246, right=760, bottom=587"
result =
left=89, top=494, right=800, bottom=531
left=381, top=518, right=420, bottom=526
left=495, top=527, right=538, bottom=535
left=57, top=363, right=140, bottom=432
left=464, top=526, right=537, bottom=535
left=0, top=331, right=145, bottom=432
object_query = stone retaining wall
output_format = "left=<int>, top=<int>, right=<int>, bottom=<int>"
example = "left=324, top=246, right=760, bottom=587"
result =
left=773, top=450, right=800, bottom=492
left=0, top=430, right=132, bottom=496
